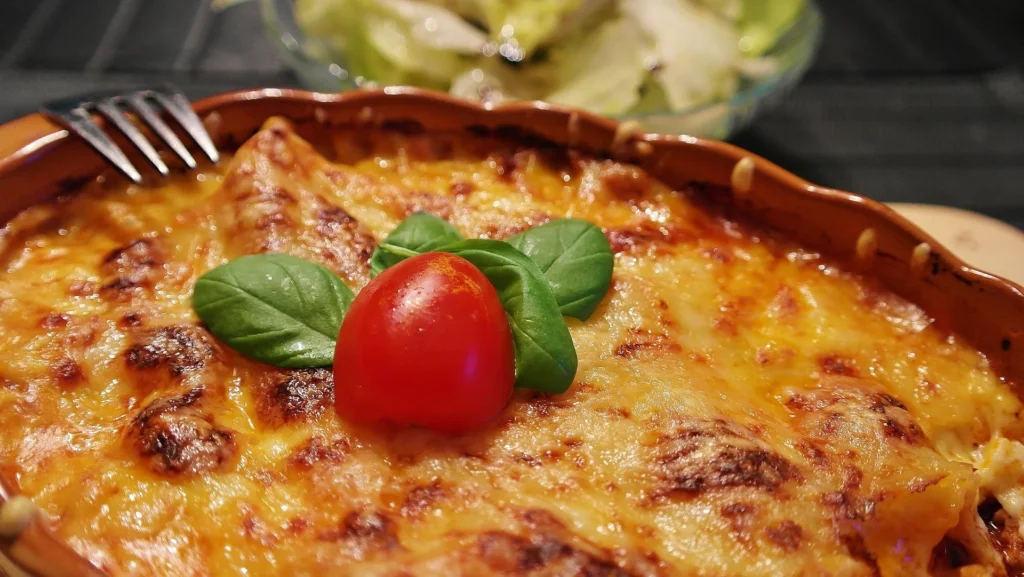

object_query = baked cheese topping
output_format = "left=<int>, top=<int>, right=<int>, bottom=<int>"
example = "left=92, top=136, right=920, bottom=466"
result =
left=0, top=118, right=1022, bottom=576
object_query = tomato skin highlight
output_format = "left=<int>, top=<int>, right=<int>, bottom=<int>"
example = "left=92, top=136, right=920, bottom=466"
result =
left=334, top=252, right=515, bottom=433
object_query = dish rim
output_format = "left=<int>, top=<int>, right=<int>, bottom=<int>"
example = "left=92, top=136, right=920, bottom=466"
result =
left=0, top=86, right=1022, bottom=577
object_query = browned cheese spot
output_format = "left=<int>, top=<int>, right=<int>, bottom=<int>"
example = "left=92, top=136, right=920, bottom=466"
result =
left=450, top=181, right=475, bottom=197
left=124, top=325, right=216, bottom=380
left=394, top=192, right=456, bottom=221
left=513, top=453, right=543, bottom=468
left=255, top=188, right=294, bottom=230
left=793, top=441, right=830, bottom=468
left=99, top=239, right=164, bottom=299
left=399, top=480, right=445, bottom=519
left=116, top=313, right=144, bottom=329
left=228, top=180, right=297, bottom=254
left=40, top=312, right=69, bottom=329
left=787, top=379, right=926, bottom=446
left=522, top=391, right=576, bottom=419
left=256, top=368, right=334, bottom=427
left=316, top=204, right=376, bottom=260
left=290, top=435, right=352, bottom=469
left=720, top=502, right=759, bottom=544
left=286, top=517, right=310, bottom=536
left=242, top=507, right=279, bottom=547
left=651, top=418, right=799, bottom=500
left=51, top=357, right=84, bottom=387
left=614, top=341, right=682, bottom=359
left=481, top=213, right=552, bottom=241
left=313, top=202, right=377, bottom=283
left=771, top=286, right=800, bottom=320
left=818, top=354, right=860, bottom=377
left=542, top=449, right=565, bottom=463
left=765, top=520, right=804, bottom=551
left=127, top=389, right=237, bottom=476
left=601, top=407, right=632, bottom=419
left=870, top=394, right=926, bottom=443
left=474, top=509, right=635, bottom=576
left=842, top=466, right=865, bottom=491
left=909, top=476, right=946, bottom=493
left=258, top=123, right=305, bottom=173
left=615, top=329, right=681, bottom=360
left=714, top=298, right=754, bottom=338
left=67, top=280, right=97, bottom=297
left=318, top=510, right=402, bottom=553
left=820, top=489, right=889, bottom=523
left=41, top=316, right=101, bottom=362
left=474, top=532, right=632, bottom=576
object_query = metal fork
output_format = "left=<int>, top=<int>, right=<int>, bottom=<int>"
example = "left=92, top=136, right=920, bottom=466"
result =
left=40, top=84, right=219, bottom=184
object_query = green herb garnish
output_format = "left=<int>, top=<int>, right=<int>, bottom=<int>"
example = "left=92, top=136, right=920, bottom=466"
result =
left=192, top=253, right=353, bottom=368
left=507, top=219, right=613, bottom=321
left=370, top=212, right=463, bottom=276
left=440, top=239, right=577, bottom=394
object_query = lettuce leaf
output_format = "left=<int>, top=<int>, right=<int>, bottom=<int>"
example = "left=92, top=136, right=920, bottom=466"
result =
left=738, top=0, right=805, bottom=56
left=544, top=17, right=652, bottom=115
left=341, top=0, right=486, bottom=84
left=421, top=0, right=604, bottom=57
left=621, top=0, right=741, bottom=111
left=295, top=0, right=356, bottom=51
left=376, top=0, right=489, bottom=53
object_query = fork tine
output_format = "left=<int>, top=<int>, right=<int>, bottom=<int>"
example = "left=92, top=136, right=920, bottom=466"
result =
left=95, top=99, right=170, bottom=177
left=151, top=84, right=220, bottom=164
left=125, top=93, right=197, bottom=170
left=42, top=106, right=143, bottom=184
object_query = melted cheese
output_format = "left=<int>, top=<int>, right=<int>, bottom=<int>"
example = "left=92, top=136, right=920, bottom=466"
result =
left=978, top=439, right=1024, bottom=536
left=0, top=118, right=1022, bottom=576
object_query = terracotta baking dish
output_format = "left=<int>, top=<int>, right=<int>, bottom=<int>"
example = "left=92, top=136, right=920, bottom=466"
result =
left=0, top=88, right=1021, bottom=577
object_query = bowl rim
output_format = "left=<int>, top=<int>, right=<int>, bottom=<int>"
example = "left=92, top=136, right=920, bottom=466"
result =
left=259, top=0, right=825, bottom=127
left=0, top=86, right=1023, bottom=577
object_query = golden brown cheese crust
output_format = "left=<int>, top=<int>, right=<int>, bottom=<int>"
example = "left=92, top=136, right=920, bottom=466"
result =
left=0, top=118, right=1022, bottom=576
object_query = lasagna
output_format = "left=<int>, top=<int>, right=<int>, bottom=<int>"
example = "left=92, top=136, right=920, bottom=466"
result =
left=0, top=117, right=1022, bottom=576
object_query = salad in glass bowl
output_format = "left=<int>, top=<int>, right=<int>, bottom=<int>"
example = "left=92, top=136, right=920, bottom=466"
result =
left=262, top=0, right=822, bottom=138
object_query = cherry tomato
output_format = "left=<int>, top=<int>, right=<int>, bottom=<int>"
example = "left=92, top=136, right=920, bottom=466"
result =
left=334, top=252, right=515, bottom=433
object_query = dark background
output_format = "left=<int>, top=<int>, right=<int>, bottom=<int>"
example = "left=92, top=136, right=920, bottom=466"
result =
left=1, top=0, right=1022, bottom=228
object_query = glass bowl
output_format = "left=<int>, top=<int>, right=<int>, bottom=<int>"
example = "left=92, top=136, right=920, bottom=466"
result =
left=261, top=0, right=823, bottom=140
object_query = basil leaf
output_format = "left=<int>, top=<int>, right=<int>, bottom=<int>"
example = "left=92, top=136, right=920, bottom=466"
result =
left=507, top=219, right=614, bottom=321
left=439, top=239, right=578, bottom=394
left=192, top=253, right=354, bottom=368
left=370, top=212, right=462, bottom=276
